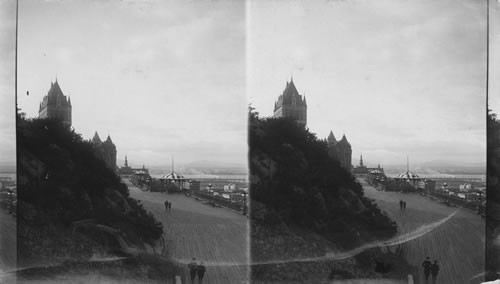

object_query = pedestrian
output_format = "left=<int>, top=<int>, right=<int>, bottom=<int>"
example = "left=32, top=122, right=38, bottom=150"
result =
left=188, top=257, right=198, bottom=284
left=422, top=256, right=431, bottom=283
left=430, top=260, right=439, bottom=284
left=169, top=201, right=172, bottom=211
left=403, top=201, right=407, bottom=210
left=399, top=200, right=403, bottom=210
left=164, top=200, right=169, bottom=211
left=197, top=261, right=206, bottom=284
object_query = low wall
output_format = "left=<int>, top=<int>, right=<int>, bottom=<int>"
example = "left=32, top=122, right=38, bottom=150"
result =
left=426, top=191, right=480, bottom=212
left=191, top=191, right=244, bottom=212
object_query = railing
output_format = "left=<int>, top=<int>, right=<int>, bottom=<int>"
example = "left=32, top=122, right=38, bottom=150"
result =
left=191, top=191, right=244, bottom=212
left=426, top=191, right=480, bottom=212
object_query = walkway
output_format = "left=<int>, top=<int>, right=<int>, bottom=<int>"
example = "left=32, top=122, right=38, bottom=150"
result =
left=126, top=180, right=249, bottom=283
left=361, top=180, right=484, bottom=284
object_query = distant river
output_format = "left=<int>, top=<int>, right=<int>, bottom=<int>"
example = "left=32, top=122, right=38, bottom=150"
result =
left=0, top=173, right=16, bottom=181
left=151, top=174, right=248, bottom=181
left=386, top=173, right=486, bottom=181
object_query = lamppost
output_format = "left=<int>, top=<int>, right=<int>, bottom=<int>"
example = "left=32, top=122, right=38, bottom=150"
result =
left=15, top=0, right=18, bottom=117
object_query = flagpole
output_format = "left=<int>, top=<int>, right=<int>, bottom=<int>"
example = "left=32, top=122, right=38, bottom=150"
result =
left=486, top=0, right=489, bottom=105
left=15, top=0, right=18, bottom=115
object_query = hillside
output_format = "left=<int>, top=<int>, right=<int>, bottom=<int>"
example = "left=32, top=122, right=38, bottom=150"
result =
left=487, top=111, right=500, bottom=280
left=16, top=116, right=166, bottom=277
left=249, top=110, right=400, bottom=281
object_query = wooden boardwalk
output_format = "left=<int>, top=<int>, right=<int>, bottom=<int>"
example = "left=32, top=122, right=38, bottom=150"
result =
left=127, top=181, right=249, bottom=284
left=0, top=209, right=17, bottom=283
left=361, top=180, right=485, bottom=284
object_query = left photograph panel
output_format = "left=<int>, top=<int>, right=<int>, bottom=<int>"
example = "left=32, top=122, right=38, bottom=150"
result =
left=13, top=0, right=249, bottom=283
left=0, top=0, right=17, bottom=282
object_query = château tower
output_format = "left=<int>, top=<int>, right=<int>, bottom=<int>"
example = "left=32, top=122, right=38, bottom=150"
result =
left=38, top=79, right=72, bottom=127
left=327, top=131, right=352, bottom=172
left=273, top=78, right=307, bottom=126
left=91, top=131, right=117, bottom=171
left=337, top=135, right=352, bottom=172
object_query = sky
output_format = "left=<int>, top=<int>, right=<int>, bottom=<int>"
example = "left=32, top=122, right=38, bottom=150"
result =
left=248, top=0, right=492, bottom=168
left=489, top=0, right=500, bottom=113
left=1, top=0, right=498, bottom=170
left=15, top=0, right=247, bottom=169
left=0, top=0, right=16, bottom=167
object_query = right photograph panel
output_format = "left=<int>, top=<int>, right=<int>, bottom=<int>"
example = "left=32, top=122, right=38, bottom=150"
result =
left=248, top=0, right=487, bottom=283
left=487, top=0, right=500, bottom=281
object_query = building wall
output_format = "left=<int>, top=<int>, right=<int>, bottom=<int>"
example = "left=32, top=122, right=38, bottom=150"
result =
left=279, top=104, right=307, bottom=126
left=39, top=101, right=72, bottom=126
left=328, top=142, right=352, bottom=173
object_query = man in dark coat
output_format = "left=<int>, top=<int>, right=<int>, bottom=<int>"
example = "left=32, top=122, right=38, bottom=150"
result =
left=399, top=200, right=403, bottom=210
left=188, top=257, right=198, bottom=283
left=403, top=201, right=407, bottom=210
left=422, top=256, right=432, bottom=283
left=197, top=261, right=206, bottom=284
left=430, top=260, right=439, bottom=284
left=164, top=200, right=169, bottom=211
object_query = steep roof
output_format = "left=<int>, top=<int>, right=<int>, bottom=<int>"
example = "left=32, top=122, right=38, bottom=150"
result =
left=47, top=80, right=70, bottom=106
left=327, top=130, right=337, bottom=144
left=40, top=80, right=71, bottom=109
left=92, top=131, right=102, bottom=144
left=283, top=79, right=300, bottom=98
left=102, top=135, right=116, bottom=150
left=104, top=135, right=113, bottom=145
left=339, top=134, right=350, bottom=145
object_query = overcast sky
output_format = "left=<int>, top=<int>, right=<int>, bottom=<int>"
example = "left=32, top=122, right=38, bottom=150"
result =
left=489, top=0, right=500, bottom=113
left=15, top=0, right=246, bottom=168
left=248, top=0, right=493, bottom=168
left=1, top=0, right=498, bottom=169
left=0, top=0, right=15, bottom=167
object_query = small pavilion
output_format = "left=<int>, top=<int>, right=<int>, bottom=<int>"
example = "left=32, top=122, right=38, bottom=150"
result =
left=159, top=157, right=187, bottom=191
left=394, top=156, right=421, bottom=188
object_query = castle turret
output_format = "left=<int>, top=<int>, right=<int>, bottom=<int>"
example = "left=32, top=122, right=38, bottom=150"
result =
left=273, top=78, right=307, bottom=126
left=38, top=79, right=72, bottom=127
left=327, top=131, right=338, bottom=161
left=91, top=132, right=117, bottom=171
left=327, top=130, right=337, bottom=145
left=337, top=134, right=352, bottom=172
left=92, top=131, right=102, bottom=145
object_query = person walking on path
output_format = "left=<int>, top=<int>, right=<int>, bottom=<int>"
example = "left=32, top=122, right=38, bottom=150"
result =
left=188, top=257, right=198, bottom=284
left=422, top=256, right=432, bottom=283
left=403, top=201, right=407, bottom=210
left=164, top=200, right=169, bottom=212
left=169, top=201, right=172, bottom=211
left=430, top=260, right=439, bottom=284
left=399, top=200, right=403, bottom=210
left=197, top=261, right=206, bottom=284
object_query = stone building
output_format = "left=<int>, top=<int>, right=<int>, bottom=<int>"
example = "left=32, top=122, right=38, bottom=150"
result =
left=273, top=78, right=307, bottom=126
left=327, top=130, right=352, bottom=172
left=91, top=131, right=117, bottom=171
left=272, top=78, right=352, bottom=172
left=38, top=79, right=72, bottom=127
